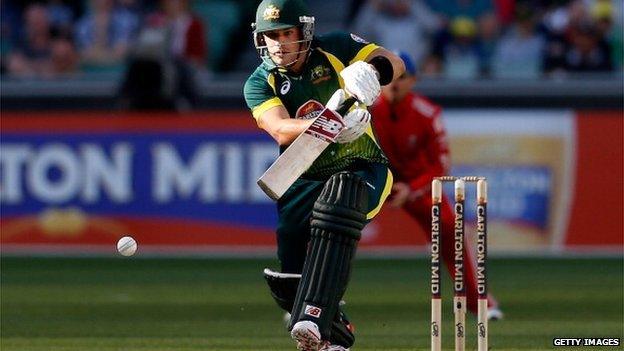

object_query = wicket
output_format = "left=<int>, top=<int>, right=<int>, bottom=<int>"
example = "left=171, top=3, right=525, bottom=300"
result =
left=431, top=176, right=488, bottom=351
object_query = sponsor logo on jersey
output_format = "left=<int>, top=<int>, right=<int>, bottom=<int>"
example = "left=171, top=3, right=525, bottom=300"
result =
left=350, top=33, right=369, bottom=44
left=280, top=80, right=291, bottom=94
left=263, top=5, right=280, bottom=21
left=311, top=65, right=332, bottom=84
left=304, top=304, right=322, bottom=318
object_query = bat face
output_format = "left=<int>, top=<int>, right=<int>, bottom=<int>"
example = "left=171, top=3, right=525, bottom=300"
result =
left=305, top=107, right=345, bottom=143
left=295, top=99, right=344, bottom=142
left=257, top=91, right=356, bottom=201
left=295, top=100, right=325, bottom=120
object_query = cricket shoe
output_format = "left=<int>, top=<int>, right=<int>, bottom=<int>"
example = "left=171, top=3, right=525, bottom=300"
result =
left=488, top=307, right=504, bottom=321
left=291, top=320, right=326, bottom=351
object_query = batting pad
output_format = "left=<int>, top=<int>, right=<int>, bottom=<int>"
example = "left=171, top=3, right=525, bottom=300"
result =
left=290, top=172, right=368, bottom=340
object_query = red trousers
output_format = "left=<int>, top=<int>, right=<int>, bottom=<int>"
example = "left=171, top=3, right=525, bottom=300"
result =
left=403, top=196, right=498, bottom=313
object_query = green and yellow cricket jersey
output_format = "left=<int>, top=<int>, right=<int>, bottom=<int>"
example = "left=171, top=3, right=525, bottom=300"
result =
left=244, top=31, right=388, bottom=179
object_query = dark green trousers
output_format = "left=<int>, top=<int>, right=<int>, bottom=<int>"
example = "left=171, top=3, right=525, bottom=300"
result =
left=276, top=162, right=393, bottom=273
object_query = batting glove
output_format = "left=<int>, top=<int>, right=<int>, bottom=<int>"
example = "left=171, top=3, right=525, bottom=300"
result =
left=325, top=89, right=347, bottom=111
left=335, top=107, right=370, bottom=144
left=340, top=61, right=380, bottom=106
left=325, top=89, right=370, bottom=144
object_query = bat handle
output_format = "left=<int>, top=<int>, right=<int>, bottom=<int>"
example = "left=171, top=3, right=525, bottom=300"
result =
left=335, top=96, right=357, bottom=115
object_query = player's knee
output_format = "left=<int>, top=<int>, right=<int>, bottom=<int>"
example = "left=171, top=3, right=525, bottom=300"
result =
left=311, top=172, right=368, bottom=240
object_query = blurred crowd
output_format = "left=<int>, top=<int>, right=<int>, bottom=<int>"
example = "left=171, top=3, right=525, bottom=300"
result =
left=0, top=0, right=208, bottom=78
left=0, top=0, right=622, bottom=80
left=350, top=0, right=622, bottom=78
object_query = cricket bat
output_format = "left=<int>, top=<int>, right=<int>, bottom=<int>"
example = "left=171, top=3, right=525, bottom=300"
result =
left=257, top=93, right=357, bottom=201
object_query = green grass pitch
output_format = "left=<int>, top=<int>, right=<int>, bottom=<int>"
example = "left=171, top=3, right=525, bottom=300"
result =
left=1, top=257, right=622, bottom=350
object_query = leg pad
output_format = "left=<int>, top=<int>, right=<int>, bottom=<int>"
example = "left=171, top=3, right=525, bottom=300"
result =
left=290, top=172, right=368, bottom=340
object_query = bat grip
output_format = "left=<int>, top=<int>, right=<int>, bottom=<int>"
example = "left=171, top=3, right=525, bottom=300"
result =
left=335, top=96, right=357, bottom=116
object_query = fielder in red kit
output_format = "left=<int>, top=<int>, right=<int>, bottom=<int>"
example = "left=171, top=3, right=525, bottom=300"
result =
left=370, top=52, right=503, bottom=320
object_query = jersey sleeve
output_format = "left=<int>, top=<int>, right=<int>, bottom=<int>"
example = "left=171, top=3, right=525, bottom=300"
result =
left=243, top=67, right=283, bottom=123
left=316, top=31, right=380, bottom=66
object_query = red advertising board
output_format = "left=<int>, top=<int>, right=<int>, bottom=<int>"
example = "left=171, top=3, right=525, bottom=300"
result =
left=566, top=111, right=623, bottom=248
left=1, top=110, right=621, bottom=255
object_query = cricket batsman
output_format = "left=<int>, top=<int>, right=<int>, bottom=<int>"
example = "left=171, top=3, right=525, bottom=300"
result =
left=243, top=0, right=405, bottom=349
left=370, top=52, right=503, bottom=320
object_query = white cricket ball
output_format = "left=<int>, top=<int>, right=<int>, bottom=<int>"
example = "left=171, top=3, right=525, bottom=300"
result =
left=117, top=236, right=138, bottom=257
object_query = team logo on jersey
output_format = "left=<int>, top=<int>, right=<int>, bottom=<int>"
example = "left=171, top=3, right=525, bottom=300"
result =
left=350, top=33, right=368, bottom=44
left=310, top=65, right=332, bottom=84
left=280, top=80, right=291, bottom=94
left=263, top=5, right=280, bottom=21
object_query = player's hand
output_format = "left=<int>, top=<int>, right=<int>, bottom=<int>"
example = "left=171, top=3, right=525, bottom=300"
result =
left=335, top=107, right=371, bottom=144
left=326, top=89, right=370, bottom=144
left=325, top=89, right=347, bottom=111
left=388, top=182, right=411, bottom=207
left=340, top=61, right=381, bottom=106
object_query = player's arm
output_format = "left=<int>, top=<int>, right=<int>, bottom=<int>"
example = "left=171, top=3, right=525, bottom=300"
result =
left=340, top=47, right=405, bottom=105
left=245, top=72, right=316, bottom=147
left=408, top=108, right=450, bottom=195
left=364, top=47, right=406, bottom=83
left=425, top=110, right=451, bottom=174
left=257, top=106, right=315, bottom=146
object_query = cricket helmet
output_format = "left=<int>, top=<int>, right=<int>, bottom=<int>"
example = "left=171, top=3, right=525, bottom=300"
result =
left=252, top=0, right=315, bottom=68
